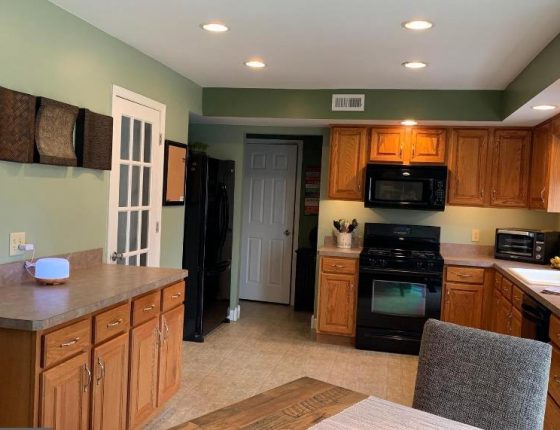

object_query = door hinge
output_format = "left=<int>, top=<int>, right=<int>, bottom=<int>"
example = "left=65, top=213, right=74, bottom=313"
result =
left=159, top=134, right=163, bottom=145
left=156, top=221, right=160, bottom=233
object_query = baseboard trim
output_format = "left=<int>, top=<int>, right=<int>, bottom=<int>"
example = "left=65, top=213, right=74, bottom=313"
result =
left=228, top=305, right=241, bottom=322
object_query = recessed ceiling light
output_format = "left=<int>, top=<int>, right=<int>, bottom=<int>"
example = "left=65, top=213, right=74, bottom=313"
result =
left=403, top=61, right=428, bottom=69
left=201, top=23, right=229, bottom=33
left=245, top=60, right=266, bottom=69
left=402, top=20, right=433, bottom=31
left=401, top=120, right=418, bottom=126
left=532, top=105, right=557, bottom=111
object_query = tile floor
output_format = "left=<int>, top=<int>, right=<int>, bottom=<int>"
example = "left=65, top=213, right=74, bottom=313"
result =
left=146, top=301, right=419, bottom=429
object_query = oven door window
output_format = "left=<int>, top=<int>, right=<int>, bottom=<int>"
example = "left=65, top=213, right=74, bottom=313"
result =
left=371, top=280, right=427, bottom=317
left=374, top=180, right=425, bottom=202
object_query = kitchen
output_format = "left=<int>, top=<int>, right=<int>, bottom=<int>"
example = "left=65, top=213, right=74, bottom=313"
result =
left=1, top=1, right=560, bottom=429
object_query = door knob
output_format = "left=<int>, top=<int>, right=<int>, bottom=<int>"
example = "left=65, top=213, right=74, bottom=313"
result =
left=111, top=252, right=124, bottom=262
left=284, top=230, right=291, bottom=236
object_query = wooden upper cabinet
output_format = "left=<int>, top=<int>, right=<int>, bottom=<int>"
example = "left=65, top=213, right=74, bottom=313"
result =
left=40, top=352, right=91, bottom=430
left=529, top=122, right=551, bottom=210
left=489, top=129, right=532, bottom=208
left=92, top=333, right=129, bottom=430
left=447, top=129, right=489, bottom=206
left=443, top=282, right=483, bottom=329
left=410, top=128, right=447, bottom=164
left=369, top=127, right=405, bottom=163
left=328, top=127, right=368, bottom=200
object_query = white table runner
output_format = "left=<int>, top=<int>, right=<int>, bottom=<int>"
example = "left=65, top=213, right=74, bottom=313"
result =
left=309, top=396, right=480, bottom=430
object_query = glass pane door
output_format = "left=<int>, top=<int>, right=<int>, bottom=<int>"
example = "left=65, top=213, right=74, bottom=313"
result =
left=371, top=280, right=427, bottom=317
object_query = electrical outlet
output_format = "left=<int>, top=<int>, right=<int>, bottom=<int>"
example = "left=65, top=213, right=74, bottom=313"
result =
left=471, top=229, right=480, bottom=242
left=9, top=232, right=25, bottom=256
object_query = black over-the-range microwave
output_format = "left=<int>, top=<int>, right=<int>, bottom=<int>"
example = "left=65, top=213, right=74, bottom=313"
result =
left=364, top=163, right=448, bottom=211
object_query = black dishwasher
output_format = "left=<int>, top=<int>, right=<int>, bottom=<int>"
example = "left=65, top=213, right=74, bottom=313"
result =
left=521, top=294, right=551, bottom=342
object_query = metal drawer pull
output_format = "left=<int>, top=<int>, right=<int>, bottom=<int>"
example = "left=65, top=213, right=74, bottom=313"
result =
left=331, top=264, right=345, bottom=269
left=554, top=375, right=560, bottom=384
left=60, top=337, right=80, bottom=347
left=143, top=304, right=156, bottom=312
left=456, top=273, right=472, bottom=278
left=171, top=292, right=182, bottom=299
left=107, top=318, right=123, bottom=328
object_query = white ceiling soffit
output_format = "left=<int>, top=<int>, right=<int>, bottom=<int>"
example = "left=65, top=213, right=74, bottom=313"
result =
left=49, top=0, right=560, bottom=90
left=503, top=79, right=560, bottom=126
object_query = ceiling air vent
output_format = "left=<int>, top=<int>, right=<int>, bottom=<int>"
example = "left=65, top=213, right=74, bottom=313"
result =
left=331, top=94, right=365, bottom=112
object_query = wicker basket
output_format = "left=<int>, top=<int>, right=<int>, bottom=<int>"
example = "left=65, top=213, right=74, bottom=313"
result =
left=75, top=109, right=113, bottom=170
left=35, top=97, right=79, bottom=166
left=0, top=86, right=36, bottom=163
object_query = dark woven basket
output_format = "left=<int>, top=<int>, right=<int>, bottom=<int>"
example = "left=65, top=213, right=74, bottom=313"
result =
left=35, top=97, right=79, bottom=166
left=0, top=86, right=36, bottom=163
left=75, top=109, right=113, bottom=170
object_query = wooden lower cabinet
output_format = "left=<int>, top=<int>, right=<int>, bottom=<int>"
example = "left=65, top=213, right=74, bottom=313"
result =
left=92, top=333, right=129, bottom=430
left=545, top=396, right=560, bottom=430
left=40, top=352, right=91, bottom=430
left=128, top=317, right=160, bottom=429
left=158, top=305, right=185, bottom=405
left=510, top=306, right=522, bottom=337
left=442, top=282, right=483, bottom=329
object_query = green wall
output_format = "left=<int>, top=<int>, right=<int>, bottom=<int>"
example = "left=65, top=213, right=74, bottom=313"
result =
left=188, top=124, right=329, bottom=308
left=0, top=0, right=201, bottom=266
left=203, top=88, right=503, bottom=121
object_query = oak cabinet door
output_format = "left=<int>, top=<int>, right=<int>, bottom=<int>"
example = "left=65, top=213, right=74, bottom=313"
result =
left=318, top=272, right=357, bottom=336
left=128, top=318, right=159, bottom=429
left=410, top=128, right=447, bottom=164
left=510, top=307, right=522, bottom=337
left=489, top=129, right=531, bottom=208
left=328, top=127, right=368, bottom=200
left=447, top=129, right=489, bottom=206
left=158, top=305, right=184, bottom=405
left=544, top=395, right=560, bottom=430
left=529, top=122, right=551, bottom=210
left=442, top=282, right=483, bottom=329
left=496, top=294, right=513, bottom=335
left=40, top=352, right=90, bottom=430
left=92, top=333, right=129, bottom=430
left=369, top=127, right=405, bottom=163
left=490, top=289, right=502, bottom=333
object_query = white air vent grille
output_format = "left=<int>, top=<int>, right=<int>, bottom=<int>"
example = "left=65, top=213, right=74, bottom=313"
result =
left=331, top=94, right=365, bottom=111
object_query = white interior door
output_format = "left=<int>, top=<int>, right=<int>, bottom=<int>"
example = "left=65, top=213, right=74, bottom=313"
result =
left=239, top=144, right=298, bottom=304
left=107, top=87, right=165, bottom=267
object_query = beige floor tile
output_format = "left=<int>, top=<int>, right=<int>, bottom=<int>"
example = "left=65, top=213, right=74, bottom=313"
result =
left=144, top=301, right=418, bottom=429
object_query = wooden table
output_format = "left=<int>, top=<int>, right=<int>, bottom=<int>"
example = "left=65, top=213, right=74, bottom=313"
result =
left=170, top=377, right=477, bottom=430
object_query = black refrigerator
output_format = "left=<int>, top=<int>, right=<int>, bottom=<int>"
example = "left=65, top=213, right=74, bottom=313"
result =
left=182, top=151, right=234, bottom=342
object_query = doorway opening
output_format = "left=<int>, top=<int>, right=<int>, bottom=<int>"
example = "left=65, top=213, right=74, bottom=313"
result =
left=239, top=134, right=323, bottom=310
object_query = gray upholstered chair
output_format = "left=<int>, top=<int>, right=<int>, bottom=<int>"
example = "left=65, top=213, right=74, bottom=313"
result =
left=413, top=319, right=551, bottom=430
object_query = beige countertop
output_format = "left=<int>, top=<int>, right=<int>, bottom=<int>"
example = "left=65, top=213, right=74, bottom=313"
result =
left=0, top=264, right=188, bottom=331
left=443, top=252, right=560, bottom=316
left=317, top=244, right=362, bottom=259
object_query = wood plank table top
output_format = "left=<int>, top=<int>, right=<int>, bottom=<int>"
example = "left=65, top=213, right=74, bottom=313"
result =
left=169, top=377, right=478, bottom=430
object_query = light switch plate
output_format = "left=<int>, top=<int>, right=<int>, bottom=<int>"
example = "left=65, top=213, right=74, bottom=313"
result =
left=9, top=232, right=25, bottom=256
left=471, top=229, right=480, bottom=242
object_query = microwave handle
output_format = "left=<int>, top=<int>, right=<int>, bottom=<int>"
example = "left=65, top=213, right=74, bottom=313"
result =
left=497, top=230, right=532, bottom=236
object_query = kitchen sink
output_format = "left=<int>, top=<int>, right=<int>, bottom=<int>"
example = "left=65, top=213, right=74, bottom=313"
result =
left=509, top=268, right=560, bottom=286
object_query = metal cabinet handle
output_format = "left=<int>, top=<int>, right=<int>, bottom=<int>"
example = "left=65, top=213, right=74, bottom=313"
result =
left=107, top=318, right=123, bottom=328
left=412, top=143, right=416, bottom=158
left=492, top=189, right=496, bottom=201
left=399, top=143, right=403, bottom=157
left=96, top=357, right=105, bottom=386
left=456, top=273, right=472, bottom=278
left=331, top=264, right=345, bottom=269
left=480, top=189, right=484, bottom=198
left=554, top=375, right=560, bottom=384
left=164, top=321, right=170, bottom=341
left=541, top=188, right=546, bottom=204
left=83, top=364, right=92, bottom=392
left=143, top=304, right=155, bottom=312
left=60, top=337, right=80, bottom=348
left=171, top=292, right=182, bottom=299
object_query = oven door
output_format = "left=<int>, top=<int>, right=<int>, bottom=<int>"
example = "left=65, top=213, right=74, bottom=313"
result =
left=495, top=232, right=535, bottom=260
left=357, top=269, right=442, bottom=336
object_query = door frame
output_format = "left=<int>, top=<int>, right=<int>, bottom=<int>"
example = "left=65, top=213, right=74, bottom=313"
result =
left=240, top=137, right=303, bottom=306
left=107, top=85, right=167, bottom=266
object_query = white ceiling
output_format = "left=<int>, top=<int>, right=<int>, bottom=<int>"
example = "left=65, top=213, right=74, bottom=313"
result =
left=50, top=0, right=560, bottom=90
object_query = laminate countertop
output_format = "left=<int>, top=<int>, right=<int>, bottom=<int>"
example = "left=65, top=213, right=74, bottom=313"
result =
left=0, top=264, right=188, bottom=331
left=317, top=244, right=362, bottom=259
left=443, top=253, right=560, bottom=317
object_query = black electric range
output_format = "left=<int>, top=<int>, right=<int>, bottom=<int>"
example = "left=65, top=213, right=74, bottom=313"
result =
left=356, top=223, right=443, bottom=355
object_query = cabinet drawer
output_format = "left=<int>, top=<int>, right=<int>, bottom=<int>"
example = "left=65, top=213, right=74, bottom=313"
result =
left=446, top=266, right=484, bottom=284
left=551, top=315, right=560, bottom=348
left=132, top=291, right=161, bottom=326
left=321, top=257, right=357, bottom=275
left=94, top=302, right=130, bottom=344
left=501, top=278, right=513, bottom=301
left=511, top=285, right=523, bottom=310
left=162, top=281, right=185, bottom=312
left=545, top=395, right=560, bottom=430
left=550, top=345, right=560, bottom=406
left=43, top=319, right=91, bottom=368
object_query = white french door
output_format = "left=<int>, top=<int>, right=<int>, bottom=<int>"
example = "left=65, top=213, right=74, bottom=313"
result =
left=239, top=144, right=298, bottom=304
left=107, top=86, right=165, bottom=267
